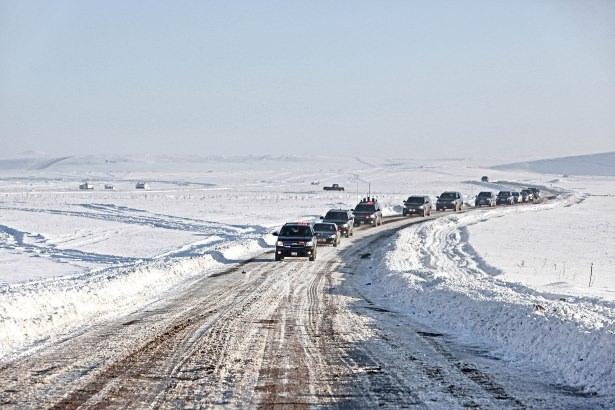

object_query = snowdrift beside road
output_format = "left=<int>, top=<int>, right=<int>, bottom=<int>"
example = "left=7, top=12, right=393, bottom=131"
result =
left=0, top=237, right=272, bottom=361
left=365, top=193, right=615, bottom=395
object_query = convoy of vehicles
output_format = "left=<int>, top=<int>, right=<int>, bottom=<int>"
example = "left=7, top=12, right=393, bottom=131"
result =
left=321, top=209, right=354, bottom=237
left=436, top=191, right=463, bottom=212
left=275, top=185, right=543, bottom=261
left=353, top=198, right=383, bottom=226
left=403, top=196, right=433, bottom=217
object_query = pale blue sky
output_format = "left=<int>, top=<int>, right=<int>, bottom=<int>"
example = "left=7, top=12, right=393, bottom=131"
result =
left=1, top=1, right=614, bottom=160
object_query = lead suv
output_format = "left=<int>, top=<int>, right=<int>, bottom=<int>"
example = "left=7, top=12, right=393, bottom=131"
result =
left=273, top=223, right=318, bottom=262
left=321, top=209, right=354, bottom=237
left=353, top=198, right=383, bottom=227
left=436, top=191, right=463, bottom=212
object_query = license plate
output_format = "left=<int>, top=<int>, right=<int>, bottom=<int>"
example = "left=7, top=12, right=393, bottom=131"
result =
left=291, top=252, right=298, bottom=256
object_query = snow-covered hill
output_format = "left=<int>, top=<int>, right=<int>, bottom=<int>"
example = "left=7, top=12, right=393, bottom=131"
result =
left=493, top=151, right=615, bottom=176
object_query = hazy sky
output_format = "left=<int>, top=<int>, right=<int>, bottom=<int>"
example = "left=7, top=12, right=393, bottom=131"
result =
left=1, top=1, right=614, bottom=161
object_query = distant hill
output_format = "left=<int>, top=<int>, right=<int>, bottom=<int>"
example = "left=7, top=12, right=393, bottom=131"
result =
left=493, top=151, right=615, bottom=177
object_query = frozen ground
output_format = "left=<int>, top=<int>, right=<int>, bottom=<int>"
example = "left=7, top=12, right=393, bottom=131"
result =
left=1, top=153, right=614, bottom=400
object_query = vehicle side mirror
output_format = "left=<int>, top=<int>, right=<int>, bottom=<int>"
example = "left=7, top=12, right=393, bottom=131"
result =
left=272, top=232, right=278, bottom=236
left=436, top=196, right=439, bottom=199
left=319, top=216, right=324, bottom=220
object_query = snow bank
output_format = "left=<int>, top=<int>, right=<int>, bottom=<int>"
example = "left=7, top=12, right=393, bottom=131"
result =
left=0, top=237, right=271, bottom=361
left=366, top=194, right=615, bottom=394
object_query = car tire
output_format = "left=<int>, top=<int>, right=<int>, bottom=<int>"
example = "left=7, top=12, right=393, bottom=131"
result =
left=309, top=250, right=316, bottom=262
left=333, top=240, right=338, bottom=247
left=275, top=254, right=283, bottom=262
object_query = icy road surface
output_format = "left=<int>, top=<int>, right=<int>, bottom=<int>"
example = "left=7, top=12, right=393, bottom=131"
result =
left=1, top=212, right=611, bottom=409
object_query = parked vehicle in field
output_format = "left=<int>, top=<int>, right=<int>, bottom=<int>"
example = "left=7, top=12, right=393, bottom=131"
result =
left=104, top=184, right=115, bottom=190
left=520, top=189, right=533, bottom=202
left=481, top=176, right=489, bottom=182
left=353, top=198, right=383, bottom=226
left=496, top=191, right=515, bottom=205
left=475, top=191, right=496, bottom=207
left=313, top=222, right=341, bottom=247
left=321, top=209, right=354, bottom=237
left=135, top=182, right=149, bottom=190
left=323, top=184, right=344, bottom=191
left=436, top=192, right=463, bottom=212
left=273, top=222, right=318, bottom=261
left=79, top=182, right=94, bottom=190
left=403, top=195, right=433, bottom=217
left=511, top=191, right=521, bottom=203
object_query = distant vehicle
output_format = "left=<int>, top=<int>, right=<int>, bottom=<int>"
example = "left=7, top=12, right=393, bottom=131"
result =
left=310, top=181, right=320, bottom=186
left=323, top=183, right=344, bottom=191
left=353, top=198, right=383, bottom=226
left=403, top=195, right=433, bottom=217
left=313, top=222, right=341, bottom=247
left=520, top=189, right=533, bottom=202
left=321, top=209, right=354, bottom=237
left=496, top=191, right=515, bottom=205
left=475, top=191, right=496, bottom=207
left=481, top=176, right=489, bottom=182
left=511, top=191, right=521, bottom=203
left=79, top=182, right=94, bottom=190
left=528, top=187, right=541, bottom=201
left=273, top=222, right=318, bottom=261
left=135, top=182, right=149, bottom=190
left=436, top=191, right=463, bottom=212
left=104, top=184, right=115, bottom=190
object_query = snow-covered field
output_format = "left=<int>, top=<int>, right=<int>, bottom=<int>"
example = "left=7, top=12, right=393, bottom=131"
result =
left=1, top=153, right=614, bottom=395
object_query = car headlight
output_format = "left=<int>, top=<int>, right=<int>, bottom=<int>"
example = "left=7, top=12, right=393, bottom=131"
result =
left=329, top=234, right=336, bottom=238
left=276, top=241, right=284, bottom=247
left=369, top=215, right=375, bottom=218
left=306, top=241, right=313, bottom=246
left=418, top=205, right=424, bottom=209
left=342, top=223, right=348, bottom=228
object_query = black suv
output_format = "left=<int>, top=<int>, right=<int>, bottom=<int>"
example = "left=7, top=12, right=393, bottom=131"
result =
left=475, top=191, right=495, bottom=207
left=403, top=195, right=433, bottom=217
left=273, top=223, right=318, bottom=262
left=321, top=209, right=354, bottom=237
left=353, top=198, right=383, bottom=227
left=436, top=192, right=463, bottom=212
left=496, top=191, right=514, bottom=205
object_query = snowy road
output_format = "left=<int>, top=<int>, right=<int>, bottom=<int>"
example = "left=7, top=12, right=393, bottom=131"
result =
left=1, top=206, right=608, bottom=409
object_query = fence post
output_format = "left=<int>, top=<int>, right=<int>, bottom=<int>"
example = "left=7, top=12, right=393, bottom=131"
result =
left=588, top=263, right=594, bottom=288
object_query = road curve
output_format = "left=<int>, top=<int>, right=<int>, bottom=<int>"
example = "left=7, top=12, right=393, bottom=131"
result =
left=0, top=201, right=601, bottom=408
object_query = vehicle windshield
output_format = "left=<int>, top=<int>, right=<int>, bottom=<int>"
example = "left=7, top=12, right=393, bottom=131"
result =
left=314, top=223, right=336, bottom=232
left=279, top=225, right=312, bottom=237
left=512, top=192, right=519, bottom=196
left=406, top=197, right=424, bottom=204
left=498, top=192, right=511, bottom=196
left=354, top=204, right=376, bottom=212
left=439, top=192, right=455, bottom=200
left=478, top=192, right=491, bottom=197
left=324, top=211, right=348, bottom=221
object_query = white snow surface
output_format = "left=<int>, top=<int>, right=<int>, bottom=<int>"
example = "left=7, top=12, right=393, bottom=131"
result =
left=1, top=154, right=614, bottom=395
left=366, top=187, right=615, bottom=394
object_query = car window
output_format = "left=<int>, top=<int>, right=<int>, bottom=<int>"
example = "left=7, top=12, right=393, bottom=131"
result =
left=279, top=225, right=312, bottom=237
